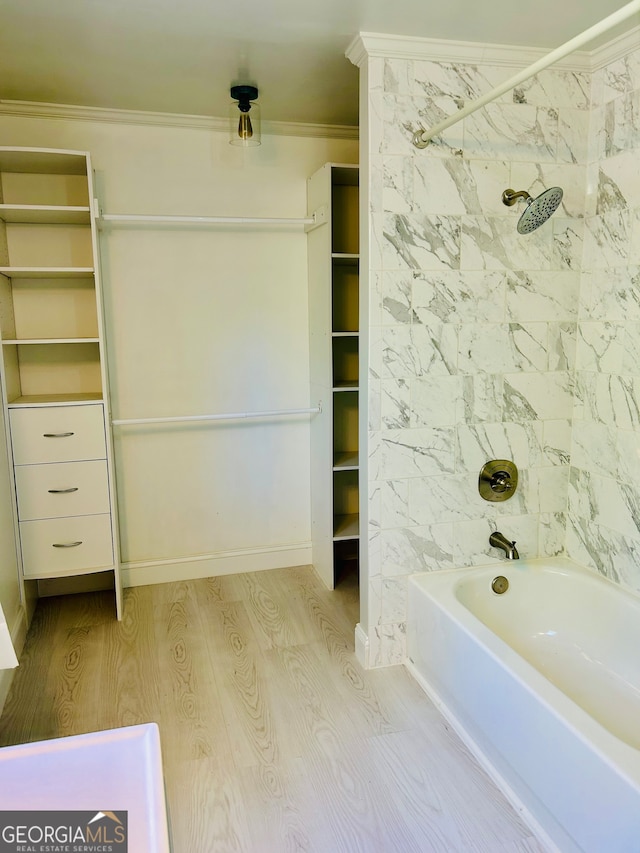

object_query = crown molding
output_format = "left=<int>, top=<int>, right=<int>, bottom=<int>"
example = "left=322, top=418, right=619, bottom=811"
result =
left=0, top=100, right=359, bottom=140
left=347, top=25, right=640, bottom=73
left=589, top=22, right=640, bottom=69
left=346, top=32, right=592, bottom=71
left=345, top=35, right=370, bottom=68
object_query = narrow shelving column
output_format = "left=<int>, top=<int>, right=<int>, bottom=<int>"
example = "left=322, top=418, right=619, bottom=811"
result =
left=307, top=163, right=359, bottom=589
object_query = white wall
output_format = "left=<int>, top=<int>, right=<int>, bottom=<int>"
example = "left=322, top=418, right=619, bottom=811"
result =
left=0, top=113, right=357, bottom=585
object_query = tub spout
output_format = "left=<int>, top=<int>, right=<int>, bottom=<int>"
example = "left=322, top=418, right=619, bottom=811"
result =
left=489, top=531, right=519, bottom=560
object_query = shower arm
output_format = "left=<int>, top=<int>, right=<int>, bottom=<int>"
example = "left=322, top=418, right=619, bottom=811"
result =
left=412, top=0, right=640, bottom=148
left=502, top=189, right=533, bottom=207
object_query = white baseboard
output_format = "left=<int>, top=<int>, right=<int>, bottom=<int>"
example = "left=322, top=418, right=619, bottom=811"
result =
left=121, top=542, right=312, bottom=587
left=354, top=623, right=370, bottom=668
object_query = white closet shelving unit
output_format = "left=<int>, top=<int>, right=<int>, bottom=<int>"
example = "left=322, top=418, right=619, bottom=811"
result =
left=307, top=163, right=359, bottom=589
left=0, top=147, right=122, bottom=619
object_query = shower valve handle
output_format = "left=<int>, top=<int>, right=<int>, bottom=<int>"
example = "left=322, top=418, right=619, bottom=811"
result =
left=478, top=459, right=518, bottom=503
left=490, top=472, right=513, bottom=493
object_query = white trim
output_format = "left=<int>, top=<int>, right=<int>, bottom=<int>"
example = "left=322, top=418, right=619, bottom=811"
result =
left=0, top=100, right=359, bottom=140
left=101, top=213, right=315, bottom=229
left=112, top=406, right=321, bottom=426
left=121, top=543, right=312, bottom=587
left=347, top=21, right=640, bottom=72
left=589, top=21, right=640, bottom=69
left=346, top=32, right=592, bottom=71
left=354, top=623, right=370, bottom=668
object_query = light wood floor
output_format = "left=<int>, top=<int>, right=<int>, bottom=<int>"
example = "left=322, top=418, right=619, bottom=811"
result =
left=0, top=565, right=547, bottom=852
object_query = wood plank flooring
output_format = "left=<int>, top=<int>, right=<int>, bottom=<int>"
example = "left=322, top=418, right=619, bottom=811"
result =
left=0, top=565, right=548, bottom=852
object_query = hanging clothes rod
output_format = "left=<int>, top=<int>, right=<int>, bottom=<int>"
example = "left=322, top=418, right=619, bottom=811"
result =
left=412, top=0, right=640, bottom=148
left=100, top=212, right=316, bottom=226
left=112, top=405, right=322, bottom=426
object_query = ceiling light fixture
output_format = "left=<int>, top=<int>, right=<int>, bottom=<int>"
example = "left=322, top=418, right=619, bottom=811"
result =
left=229, top=85, right=261, bottom=147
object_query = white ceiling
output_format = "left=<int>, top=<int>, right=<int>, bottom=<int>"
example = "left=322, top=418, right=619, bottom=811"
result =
left=0, top=0, right=637, bottom=129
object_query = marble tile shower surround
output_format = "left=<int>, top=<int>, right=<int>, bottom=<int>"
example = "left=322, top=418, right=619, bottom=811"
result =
left=568, top=46, right=640, bottom=594
left=364, top=45, right=640, bottom=666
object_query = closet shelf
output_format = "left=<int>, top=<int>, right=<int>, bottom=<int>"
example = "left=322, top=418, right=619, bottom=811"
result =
left=331, top=253, right=359, bottom=262
left=0, top=204, right=91, bottom=225
left=333, top=514, right=359, bottom=541
left=7, top=392, right=104, bottom=407
left=0, top=267, right=94, bottom=278
left=0, top=149, right=88, bottom=174
left=2, top=338, right=100, bottom=345
left=333, top=451, right=358, bottom=471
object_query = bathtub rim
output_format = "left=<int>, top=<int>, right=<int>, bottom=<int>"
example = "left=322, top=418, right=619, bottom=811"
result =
left=414, top=555, right=640, bottom=604
left=407, top=556, right=640, bottom=792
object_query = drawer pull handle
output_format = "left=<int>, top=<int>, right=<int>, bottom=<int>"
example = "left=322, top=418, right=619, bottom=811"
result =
left=43, top=432, right=74, bottom=438
left=52, top=541, right=83, bottom=548
left=48, top=487, right=79, bottom=494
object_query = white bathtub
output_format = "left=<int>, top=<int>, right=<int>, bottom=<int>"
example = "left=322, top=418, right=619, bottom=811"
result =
left=406, top=557, right=640, bottom=853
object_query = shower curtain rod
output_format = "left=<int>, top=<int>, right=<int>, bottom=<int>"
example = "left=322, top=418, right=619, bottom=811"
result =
left=112, top=405, right=322, bottom=426
left=412, top=0, right=640, bottom=148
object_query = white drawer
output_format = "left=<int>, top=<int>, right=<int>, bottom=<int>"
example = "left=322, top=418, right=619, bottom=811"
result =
left=10, top=404, right=107, bottom=464
left=20, top=514, right=114, bottom=579
left=14, top=460, right=110, bottom=521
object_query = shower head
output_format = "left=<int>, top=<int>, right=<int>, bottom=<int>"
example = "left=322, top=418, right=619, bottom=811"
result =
left=502, top=187, right=564, bottom=234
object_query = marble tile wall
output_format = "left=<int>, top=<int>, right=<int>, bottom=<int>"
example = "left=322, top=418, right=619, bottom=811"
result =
left=365, top=54, right=590, bottom=666
left=568, top=46, right=640, bottom=593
